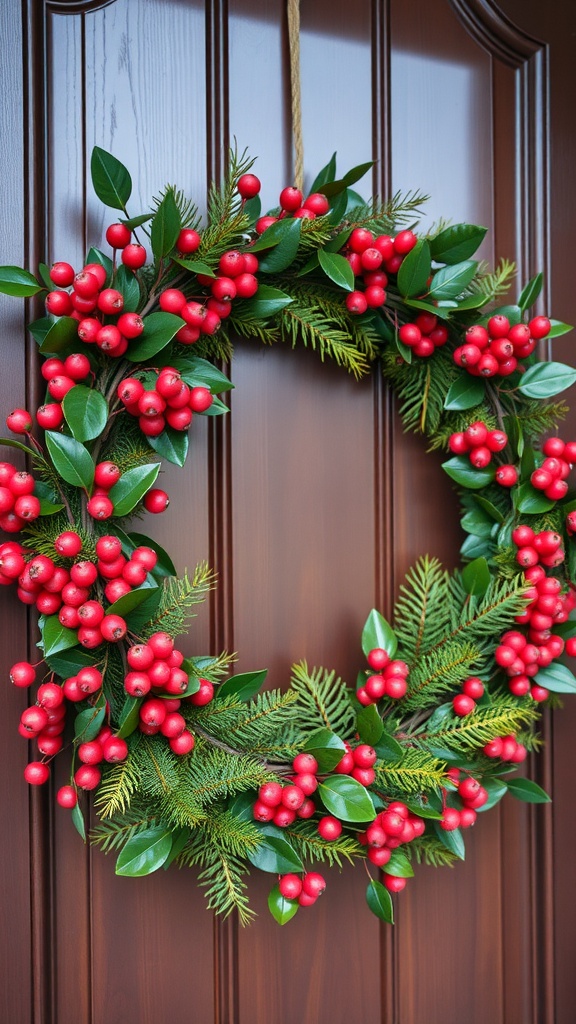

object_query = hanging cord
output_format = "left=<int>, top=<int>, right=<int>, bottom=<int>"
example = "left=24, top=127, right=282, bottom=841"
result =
left=287, top=0, right=304, bottom=192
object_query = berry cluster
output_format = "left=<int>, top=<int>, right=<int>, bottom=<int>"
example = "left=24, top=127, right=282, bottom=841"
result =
left=253, top=751, right=320, bottom=827
left=253, top=182, right=330, bottom=234
left=482, top=732, right=527, bottom=763
left=117, top=368, right=213, bottom=438
left=441, top=770, right=488, bottom=831
left=357, top=647, right=410, bottom=705
left=512, top=525, right=565, bottom=570
left=397, top=312, right=449, bottom=358
left=453, top=314, right=551, bottom=378
left=344, top=228, right=418, bottom=315
left=452, top=676, right=485, bottom=717
left=448, top=421, right=508, bottom=470
left=358, top=799, right=425, bottom=872
left=0, top=462, right=40, bottom=532
left=529, top=436, right=576, bottom=502
left=277, top=871, right=327, bottom=908
left=158, top=251, right=259, bottom=346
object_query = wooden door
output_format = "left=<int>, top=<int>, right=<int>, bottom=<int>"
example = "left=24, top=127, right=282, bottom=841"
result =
left=2, top=1, right=576, bottom=1021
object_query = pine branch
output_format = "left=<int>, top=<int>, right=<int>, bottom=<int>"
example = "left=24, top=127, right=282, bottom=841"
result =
left=393, top=556, right=452, bottom=661
left=158, top=787, right=207, bottom=830
left=140, top=562, right=216, bottom=640
left=447, top=574, right=529, bottom=644
left=135, top=736, right=182, bottom=798
left=285, top=820, right=364, bottom=867
left=94, top=744, right=143, bottom=818
left=279, top=301, right=370, bottom=379
left=290, top=661, right=356, bottom=739
left=407, top=835, right=458, bottom=867
left=187, top=745, right=276, bottom=806
left=180, top=828, right=255, bottom=925
left=401, top=639, right=484, bottom=712
left=90, top=808, right=157, bottom=853
left=381, top=344, right=458, bottom=434
left=416, top=695, right=539, bottom=755
left=205, top=689, right=299, bottom=762
left=374, top=749, right=446, bottom=796
left=152, top=184, right=201, bottom=231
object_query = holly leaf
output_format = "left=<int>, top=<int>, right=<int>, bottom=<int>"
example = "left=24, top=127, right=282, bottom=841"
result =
left=150, top=188, right=181, bottom=260
left=317, top=250, right=355, bottom=291
left=548, top=320, right=573, bottom=338
left=108, top=463, right=160, bottom=517
left=382, top=850, right=414, bottom=878
left=74, top=704, right=106, bottom=742
left=302, top=728, right=347, bottom=772
left=233, top=285, right=293, bottom=319
left=0, top=266, right=43, bottom=297
left=461, top=556, right=491, bottom=597
left=518, top=362, right=576, bottom=399
left=169, top=355, right=233, bottom=392
left=91, top=146, right=132, bottom=210
left=534, top=662, right=576, bottom=694
left=373, top=731, right=404, bottom=762
left=267, top=884, right=299, bottom=925
left=444, top=375, right=486, bottom=411
left=366, top=879, right=394, bottom=924
left=433, top=821, right=465, bottom=859
left=442, top=455, right=495, bottom=490
left=514, top=482, right=555, bottom=515
left=115, top=826, right=173, bottom=876
left=505, top=778, right=551, bottom=803
left=247, top=824, right=304, bottom=874
left=429, top=260, right=478, bottom=300
left=147, top=427, right=189, bottom=467
left=116, top=695, right=141, bottom=739
left=71, top=802, right=87, bottom=842
left=361, top=609, right=397, bottom=659
left=397, top=239, right=431, bottom=298
left=309, top=153, right=337, bottom=193
left=41, top=615, right=79, bottom=657
left=125, top=312, right=185, bottom=362
left=518, top=272, right=543, bottom=312
left=45, top=431, right=94, bottom=490
left=430, top=224, right=487, bottom=264
left=218, top=670, right=268, bottom=701
left=39, top=316, right=79, bottom=354
left=62, top=386, right=108, bottom=442
left=258, top=219, right=302, bottom=273
left=317, top=776, right=375, bottom=823
left=356, top=703, right=384, bottom=745
left=114, top=264, right=141, bottom=312
left=106, top=580, right=158, bottom=619
left=126, top=533, right=177, bottom=577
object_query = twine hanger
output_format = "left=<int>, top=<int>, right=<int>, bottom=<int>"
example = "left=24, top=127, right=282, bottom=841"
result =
left=287, top=0, right=304, bottom=192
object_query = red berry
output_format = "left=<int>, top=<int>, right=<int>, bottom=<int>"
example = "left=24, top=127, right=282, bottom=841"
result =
left=6, top=408, right=32, bottom=434
left=106, top=222, right=131, bottom=248
left=237, top=173, right=261, bottom=199
left=49, top=262, right=75, bottom=286
left=278, top=874, right=302, bottom=900
left=453, top=694, right=475, bottom=716
left=318, top=816, right=343, bottom=840
left=121, top=244, right=147, bottom=269
left=57, top=785, right=78, bottom=808
left=24, top=761, right=50, bottom=786
left=144, top=488, right=169, bottom=514
left=176, top=228, right=201, bottom=253
left=279, top=186, right=303, bottom=212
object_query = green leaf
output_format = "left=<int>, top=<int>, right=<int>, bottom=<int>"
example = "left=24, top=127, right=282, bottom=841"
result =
left=309, top=153, right=337, bottom=193
left=151, top=189, right=181, bottom=260
left=518, top=272, right=543, bottom=312
left=430, top=224, right=487, bottom=264
left=268, top=884, right=299, bottom=925
left=114, top=264, right=141, bottom=312
left=258, top=219, right=302, bottom=274
left=444, top=375, right=485, bottom=411
left=198, top=395, right=228, bottom=416
left=116, top=695, right=141, bottom=739
left=120, top=213, right=153, bottom=231
left=108, top=463, right=160, bottom=517
left=518, top=361, right=576, bottom=399
left=366, top=879, right=394, bottom=924
left=382, top=850, right=414, bottom=878
left=85, top=247, right=113, bottom=281
left=172, top=257, right=216, bottom=278
left=397, top=239, right=431, bottom=298
left=71, top=802, right=86, bottom=841
left=534, top=662, right=576, bottom=694
left=62, top=386, right=108, bottom=442
left=250, top=217, right=300, bottom=253
left=302, top=728, right=347, bottom=772
left=442, top=455, right=495, bottom=490
left=0, top=265, right=42, bottom=297
left=433, top=821, right=465, bottom=860
left=126, top=532, right=177, bottom=577
left=548, top=319, right=573, bottom=338
left=404, top=297, right=451, bottom=320
left=318, top=775, right=375, bottom=823
left=125, top=312, right=185, bottom=362
left=74, top=704, right=106, bottom=742
left=482, top=304, right=522, bottom=326
left=91, top=146, right=132, bottom=210
left=41, top=615, right=79, bottom=657
left=461, top=556, right=491, bottom=597
left=0, top=436, right=41, bottom=459
left=478, top=777, right=508, bottom=811
left=373, top=730, right=404, bottom=762
left=514, top=482, right=555, bottom=515
left=115, top=826, right=173, bottom=876
left=106, top=581, right=158, bottom=619
left=163, top=827, right=191, bottom=869
left=28, top=316, right=53, bottom=346
left=475, top=495, right=505, bottom=523
left=39, top=316, right=79, bottom=355
left=505, top=777, right=551, bottom=804
left=218, top=670, right=268, bottom=701
left=44, top=645, right=95, bottom=677
left=317, top=250, right=354, bottom=292
left=342, top=160, right=373, bottom=187
left=455, top=293, right=491, bottom=311
left=34, top=481, right=64, bottom=516
left=170, top=355, right=234, bottom=392
left=429, top=260, right=478, bottom=300
left=45, top=431, right=94, bottom=490
left=356, top=703, right=384, bottom=745
left=233, top=285, right=293, bottom=319
left=147, top=427, right=189, bottom=467
left=361, top=609, right=397, bottom=659
left=247, top=824, right=304, bottom=874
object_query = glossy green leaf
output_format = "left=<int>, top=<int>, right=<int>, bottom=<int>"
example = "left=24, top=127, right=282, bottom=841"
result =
left=481, top=304, right=522, bottom=327
left=45, top=431, right=94, bottom=490
left=172, top=257, right=216, bottom=278
left=106, top=580, right=158, bottom=619
left=461, top=556, right=491, bottom=597
left=91, top=146, right=132, bottom=210
left=0, top=265, right=42, bottom=297
left=39, top=316, right=79, bottom=354
left=514, top=482, right=555, bottom=514
left=233, top=285, right=293, bottom=319
left=547, top=319, right=573, bottom=338
left=41, top=615, right=79, bottom=657
left=505, top=777, right=551, bottom=803
left=444, top=375, right=485, bottom=411
left=455, top=293, right=490, bottom=311
left=534, top=662, right=576, bottom=694
left=478, top=777, right=508, bottom=811
left=74, top=704, right=106, bottom=742
left=433, top=821, right=465, bottom=860
left=324, top=227, right=352, bottom=254
left=442, top=455, right=495, bottom=490
left=301, top=728, right=347, bottom=772
left=250, top=217, right=301, bottom=253
left=108, top=463, right=160, bottom=517
left=28, top=316, right=53, bottom=346
left=267, top=884, right=299, bottom=925
left=258, top=219, right=302, bottom=273
left=373, top=730, right=404, bottom=762
left=124, top=588, right=163, bottom=634
left=518, top=272, right=543, bottom=312
left=317, top=250, right=355, bottom=291
left=0, top=436, right=42, bottom=459
left=116, top=826, right=173, bottom=876
left=518, top=361, right=576, bottom=399
left=151, top=188, right=181, bottom=259
left=361, top=609, right=397, bottom=659
left=198, top=395, right=228, bottom=416
left=342, top=160, right=373, bottom=187
left=162, top=827, right=191, bottom=869
left=126, top=532, right=177, bottom=577
left=62, top=385, right=108, bottom=442
left=114, top=264, right=141, bottom=312
left=383, top=850, right=414, bottom=878
left=170, top=355, right=234, bottom=392
left=318, top=775, right=375, bottom=823
left=120, top=213, right=153, bottom=231
left=85, top=247, right=113, bottom=280
left=397, top=239, right=431, bottom=298
left=71, top=801, right=86, bottom=841
left=43, top=645, right=96, bottom=677
left=125, top=312, right=185, bottom=362
left=247, top=824, right=304, bottom=874
left=116, top=695, right=141, bottom=739
left=366, top=879, right=394, bottom=924
left=430, top=224, right=487, bottom=264
left=356, top=703, right=384, bottom=745
left=404, top=297, right=451, bottom=320
left=474, top=495, right=505, bottom=523
left=147, top=427, right=189, bottom=467
left=218, top=670, right=268, bottom=701
left=429, top=260, right=477, bottom=300
left=34, top=480, right=64, bottom=515
left=309, top=152, right=337, bottom=193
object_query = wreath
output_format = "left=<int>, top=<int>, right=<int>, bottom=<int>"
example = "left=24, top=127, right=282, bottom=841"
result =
left=2, top=146, right=575, bottom=927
